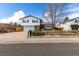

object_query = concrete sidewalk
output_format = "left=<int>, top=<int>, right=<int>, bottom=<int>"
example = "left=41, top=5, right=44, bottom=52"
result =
left=0, top=32, right=79, bottom=44
left=25, top=37, right=79, bottom=43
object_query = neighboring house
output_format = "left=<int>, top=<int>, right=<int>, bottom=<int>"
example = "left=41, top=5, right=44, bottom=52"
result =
left=62, top=17, right=79, bottom=31
left=44, top=23, right=52, bottom=29
left=41, top=22, right=52, bottom=30
left=20, top=15, right=42, bottom=32
left=55, top=22, right=64, bottom=31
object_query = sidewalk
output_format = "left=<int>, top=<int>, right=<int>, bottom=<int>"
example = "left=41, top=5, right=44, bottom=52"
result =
left=25, top=37, right=79, bottom=43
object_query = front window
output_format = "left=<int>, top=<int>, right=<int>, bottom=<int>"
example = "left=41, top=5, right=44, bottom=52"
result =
left=75, top=18, right=79, bottom=23
left=22, top=20, right=26, bottom=23
left=26, top=20, right=29, bottom=23
left=75, top=20, right=77, bottom=23
left=22, top=19, right=29, bottom=23
left=75, top=20, right=79, bottom=23
left=32, top=19, right=38, bottom=23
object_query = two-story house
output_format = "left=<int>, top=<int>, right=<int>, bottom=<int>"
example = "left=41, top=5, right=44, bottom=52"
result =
left=20, top=15, right=42, bottom=32
left=62, top=17, right=79, bottom=31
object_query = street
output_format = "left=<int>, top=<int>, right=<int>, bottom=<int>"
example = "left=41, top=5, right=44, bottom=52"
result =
left=0, top=43, right=79, bottom=56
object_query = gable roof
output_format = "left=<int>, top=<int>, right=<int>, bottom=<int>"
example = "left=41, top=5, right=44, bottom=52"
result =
left=70, top=17, right=79, bottom=21
left=19, top=15, right=42, bottom=20
left=63, top=17, right=79, bottom=24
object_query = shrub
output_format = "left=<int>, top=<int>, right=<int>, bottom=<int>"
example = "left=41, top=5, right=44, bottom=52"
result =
left=32, top=31, right=45, bottom=36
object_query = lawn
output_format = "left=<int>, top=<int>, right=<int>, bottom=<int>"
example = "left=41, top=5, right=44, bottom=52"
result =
left=33, top=29, right=79, bottom=36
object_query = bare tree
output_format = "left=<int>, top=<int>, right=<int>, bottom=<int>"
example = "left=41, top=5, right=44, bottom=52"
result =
left=47, top=3, right=67, bottom=29
left=64, top=17, right=70, bottom=23
left=43, top=15, right=50, bottom=23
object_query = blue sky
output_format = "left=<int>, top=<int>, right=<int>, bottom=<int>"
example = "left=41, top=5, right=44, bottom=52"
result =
left=0, top=3, right=46, bottom=19
left=64, top=3, right=79, bottom=18
left=0, top=3, right=79, bottom=23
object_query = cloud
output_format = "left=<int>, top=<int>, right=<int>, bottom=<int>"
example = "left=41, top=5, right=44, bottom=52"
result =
left=0, top=10, right=26, bottom=24
left=68, top=12, right=79, bottom=19
left=65, top=6, right=79, bottom=14
left=44, top=12, right=50, bottom=17
left=43, top=12, right=52, bottom=23
left=64, top=4, right=79, bottom=19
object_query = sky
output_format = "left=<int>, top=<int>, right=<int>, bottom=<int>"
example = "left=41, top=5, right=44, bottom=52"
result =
left=64, top=3, right=79, bottom=19
left=0, top=3, right=46, bottom=23
left=0, top=3, right=79, bottom=23
left=0, top=3, right=46, bottom=19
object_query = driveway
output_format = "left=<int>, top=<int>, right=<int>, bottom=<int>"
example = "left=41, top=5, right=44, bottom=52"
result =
left=0, top=32, right=26, bottom=44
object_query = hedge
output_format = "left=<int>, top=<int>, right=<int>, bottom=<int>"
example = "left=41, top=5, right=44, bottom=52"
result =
left=32, top=31, right=45, bottom=36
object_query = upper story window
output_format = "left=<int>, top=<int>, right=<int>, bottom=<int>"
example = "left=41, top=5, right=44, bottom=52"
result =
left=75, top=19, right=79, bottom=23
left=32, top=19, right=38, bottom=23
left=22, top=19, right=29, bottom=23
left=75, top=20, right=77, bottom=23
left=22, top=20, right=26, bottom=23
left=26, top=19, right=29, bottom=23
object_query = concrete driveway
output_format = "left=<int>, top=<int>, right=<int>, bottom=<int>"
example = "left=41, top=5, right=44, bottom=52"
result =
left=0, top=32, right=79, bottom=44
left=0, top=32, right=26, bottom=44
